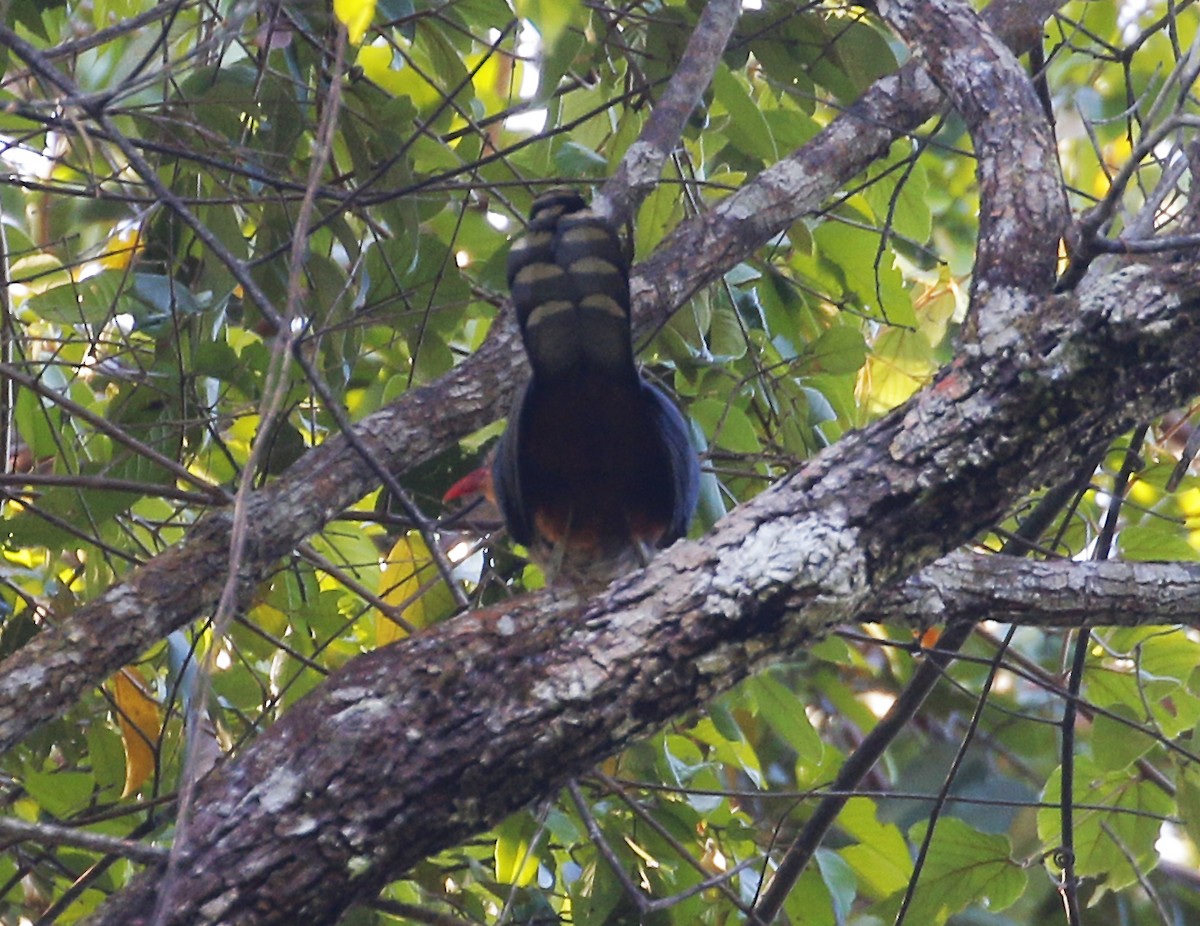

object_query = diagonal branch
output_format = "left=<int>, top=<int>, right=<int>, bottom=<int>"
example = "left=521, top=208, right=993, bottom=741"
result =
left=80, top=259, right=1200, bottom=925
left=631, top=0, right=1068, bottom=333
left=876, top=0, right=1067, bottom=329
left=754, top=1, right=1068, bottom=917
left=0, top=0, right=1070, bottom=758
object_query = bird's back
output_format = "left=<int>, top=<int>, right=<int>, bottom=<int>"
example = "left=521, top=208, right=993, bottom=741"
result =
left=492, top=189, right=700, bottom=588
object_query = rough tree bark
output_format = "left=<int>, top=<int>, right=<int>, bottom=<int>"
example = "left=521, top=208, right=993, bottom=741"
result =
left=78, top=3, right=1200, bottom=895
left=883, top=553, right=1200, bottom=628
left=79, top=258, right=1200, bottom=925
left=0, top=0, right=1067, bottom=754
left=4, top=0, right=1196, bottom=923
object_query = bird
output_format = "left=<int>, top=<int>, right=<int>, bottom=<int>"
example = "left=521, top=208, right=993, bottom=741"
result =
left=448, top=188, right=699, bottom=589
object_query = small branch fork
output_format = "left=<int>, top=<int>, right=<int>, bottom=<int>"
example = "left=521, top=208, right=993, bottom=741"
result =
left=10, top=1, right=1199, bottom=922
left=0, top=0, right=1070, bottom=758
left=753, top=0, right=1069, bottom=920
left=875, top=0, right=1067, bottom=325
left=598, top=0, right=742, bottom=226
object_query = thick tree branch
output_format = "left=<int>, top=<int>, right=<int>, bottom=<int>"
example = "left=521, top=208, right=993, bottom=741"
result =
left=876, top=0, right=1066, bottom=319
left=755, top=2, right=1067, bottom=916
left=82, top=261, right=1200, bottom=925
left=0, top=327, right=526, bottom=755
left=633, top=0, right=1067, bottom=330
left=878, top=552, right=1200, bottom=628
left=0, top=0, right=1072, bottom=755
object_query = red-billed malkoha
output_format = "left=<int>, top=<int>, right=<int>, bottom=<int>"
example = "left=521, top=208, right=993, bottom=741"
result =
left=447, top=189, right=700, bottom=588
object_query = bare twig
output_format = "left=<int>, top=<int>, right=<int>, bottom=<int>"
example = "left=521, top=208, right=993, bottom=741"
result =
left=0, top=815, right=166, bottom=865
left=599, top=0, right=742, bottom=226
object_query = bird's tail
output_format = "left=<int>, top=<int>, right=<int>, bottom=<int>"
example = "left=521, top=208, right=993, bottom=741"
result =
left=506, top=189, right=636, bottom=382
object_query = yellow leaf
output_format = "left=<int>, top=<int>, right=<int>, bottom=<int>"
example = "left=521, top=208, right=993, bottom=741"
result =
left=495, top=814, right=540, bottom=887
left=355, top=41, right=440, bottom=109
left=857, top=327, right=936, bottom=417
left=376, top=532, right=456, bottom=645
left=111, top=666, right=161, bottom=798
left=356, top=43, right=400, bottom=95
left=96, top=228, right=142, bottom=271
left=334, top=0, right=376, bottom=44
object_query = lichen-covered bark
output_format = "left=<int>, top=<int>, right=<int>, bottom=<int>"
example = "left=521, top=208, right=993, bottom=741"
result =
left=82, top=263, right=1200, bottom=926
left=0, top=0, right=1072, bottom=756
left=882, top=552, right=1200, bottom=629
left=876, top=0, right=1067, bottom=315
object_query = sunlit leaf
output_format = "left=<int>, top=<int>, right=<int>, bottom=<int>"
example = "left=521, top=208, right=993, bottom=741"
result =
left=495, top=812, right=541, bottom=887
left=334, top=0, right=376, bottom=44
left=111, top=666, right=162, bottom=798
left=376, top=532, right=456, bottom=645
left=1038, top=757, right=1173, bottom=891
left=838, top=797, right=913, bottom=898
left=896, top=818, right=1027, bottom=924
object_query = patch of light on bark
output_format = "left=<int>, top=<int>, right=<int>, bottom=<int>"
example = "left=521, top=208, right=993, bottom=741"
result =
left=253, top=766, right=302, bottom=813
left=713, top=512, right=866, bottom=604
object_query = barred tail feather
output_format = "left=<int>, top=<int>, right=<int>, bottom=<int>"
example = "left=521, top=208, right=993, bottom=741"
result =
left=506, top=189, right=635, bottom=382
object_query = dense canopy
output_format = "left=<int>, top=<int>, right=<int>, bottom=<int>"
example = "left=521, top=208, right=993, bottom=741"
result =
left=2, top=1, right=1200, bottom=925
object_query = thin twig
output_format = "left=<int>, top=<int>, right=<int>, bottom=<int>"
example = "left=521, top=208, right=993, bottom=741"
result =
left=600, top=0, right=742, bottom=225
left=0, top=815, right=166, bottom=865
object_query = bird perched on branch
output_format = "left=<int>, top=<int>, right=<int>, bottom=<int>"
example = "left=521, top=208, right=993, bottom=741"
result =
left=447, top=188, right=699, bottom=589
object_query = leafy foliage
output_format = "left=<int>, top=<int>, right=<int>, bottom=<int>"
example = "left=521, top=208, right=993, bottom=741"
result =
left=1, top=0, right=1199, bottom=924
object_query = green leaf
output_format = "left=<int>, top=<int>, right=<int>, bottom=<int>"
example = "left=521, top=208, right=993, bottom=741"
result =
left=130, top=272, right=205, bottom=329
left=1176, top=756, right=1200, bottom=852
left=815, top=18, right=899, bottom=101
left=1092, top=707, right=1154, bottom=772
left=864, top=156, right=933, bottom=245
left=9, top=0, right=60, bottom=41
left=690, top=397, right=762, bottom=456
left=659, top=733, right=708, bottom=788
left=898, top=817, right=1027, bottom=924
left=815, top=848, right=857, bottom=922
left=805, top=325, right=867, bottom=375
left=743, top=10, right=823, bottom=111
left=23, top=268, right=123, bottom=326
left=746, top=670, right=823, bottom=761
left=784, top=863, right=837, bottom=926
left=515, top=0, right=582, bottom=50
left=22, top=769, right=94, bottom=817
left=1038, top=757, right=1173, bottom=891
left=838, top=797, right=912, bottom=898
left=812, top=220, right=916, bottom=327
left=1118, top=519, right=1199, bottom=561
left=536, top=7, right=587, bottom=100
left=708, top=302, right=748, bottom=359
left=1136, top=628, right=1200, bottom=682
left=571, top=857, right=627, bottom=926
left=553, top=140, right=607, bottom=178
left=711, top=63, right=778, bottom=163
left=634, top=183, right=682, bottom=261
